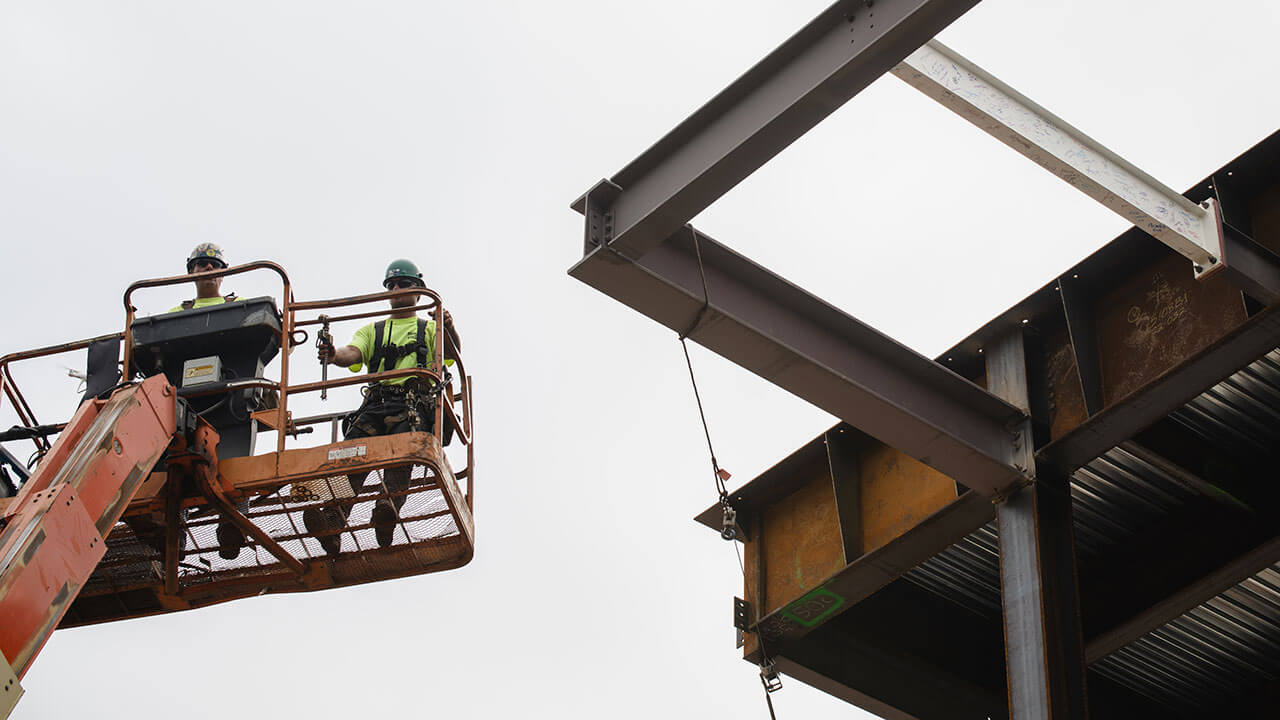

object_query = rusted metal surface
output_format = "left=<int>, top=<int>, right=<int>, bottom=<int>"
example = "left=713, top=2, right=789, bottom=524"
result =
left=1096, top=254, right=1247, bottom=406
left=759, top=471, right=845, bottom=615
left=732, top=490, right=994, bottom=658
left=857, top=442, right=958, bottom=554
left=61, top=428, right=474, bottom=627
left=1043, top=325, right=1089, bottom=440
left=0, top=376, right=175, bottom=679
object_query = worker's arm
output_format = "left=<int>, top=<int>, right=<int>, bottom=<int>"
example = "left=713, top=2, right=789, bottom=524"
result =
left=443, top=309, right=461, bottom=358
left=319, top=344, right=362, bottom=367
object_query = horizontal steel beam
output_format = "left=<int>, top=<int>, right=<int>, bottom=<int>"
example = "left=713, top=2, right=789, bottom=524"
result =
left=571, top=227, right=1029, bottom=495
left=728, top=488, right=991, bottom=653
left=571, top=0, right=980, bottom=259
left=891, top=40, right=1226, bottom=274
left=1085, top=534, right=1280, bottom=664
left=1219, top=221, right=1280, bottom=305
left=1037, top=301, right=1280, bottom=472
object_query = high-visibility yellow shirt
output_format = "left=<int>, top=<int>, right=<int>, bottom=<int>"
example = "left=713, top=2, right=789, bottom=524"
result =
left=168, top=296, right=236, bottom=312
left=347, top=316, right=452, bottom=386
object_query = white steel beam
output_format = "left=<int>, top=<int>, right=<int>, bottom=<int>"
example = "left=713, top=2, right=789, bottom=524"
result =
left=892, top=40, right=1226, bottom=276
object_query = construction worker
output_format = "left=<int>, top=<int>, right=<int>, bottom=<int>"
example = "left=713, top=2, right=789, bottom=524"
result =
left=170, top=242, right=237, bottom=312
left=305, top=258, right=458, bottom=555
left=170, top=242, right=247, bottom=560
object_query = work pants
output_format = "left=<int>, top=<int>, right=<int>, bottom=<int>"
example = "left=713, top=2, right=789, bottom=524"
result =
left=337, top=387, right=434, bottom=516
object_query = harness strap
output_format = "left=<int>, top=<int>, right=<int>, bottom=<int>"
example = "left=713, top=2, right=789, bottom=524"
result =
left=368, top=318, right=434, bottom=388
left=415, top=317, right=428, bottom=370
left=369, top=320, right=388, bottom=374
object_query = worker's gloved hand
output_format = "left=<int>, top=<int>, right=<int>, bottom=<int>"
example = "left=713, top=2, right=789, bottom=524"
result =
left=317, top=344, right=335, bottom=364
left=443, top=309, right=454, bottom=328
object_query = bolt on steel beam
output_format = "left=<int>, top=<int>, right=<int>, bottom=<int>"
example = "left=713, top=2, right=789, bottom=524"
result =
left=891, top=40, right=1227, bottom=277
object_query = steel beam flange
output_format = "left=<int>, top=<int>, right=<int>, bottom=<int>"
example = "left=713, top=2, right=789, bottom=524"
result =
left=893, top=40, right=1229, bottom=281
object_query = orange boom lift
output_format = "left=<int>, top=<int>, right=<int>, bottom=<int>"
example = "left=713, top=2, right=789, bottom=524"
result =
left=0, top=262, right=474, bottom=716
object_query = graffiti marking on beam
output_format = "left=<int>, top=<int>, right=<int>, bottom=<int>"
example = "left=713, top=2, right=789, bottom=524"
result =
left=1126, top=272, right=1191, bottom=345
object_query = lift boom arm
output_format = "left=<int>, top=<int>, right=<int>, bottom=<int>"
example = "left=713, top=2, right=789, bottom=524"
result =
left=0, top=375, right=178, bottom=710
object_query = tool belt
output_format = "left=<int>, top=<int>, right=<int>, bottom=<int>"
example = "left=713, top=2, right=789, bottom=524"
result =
left=342, top=380, right=437, bottom=437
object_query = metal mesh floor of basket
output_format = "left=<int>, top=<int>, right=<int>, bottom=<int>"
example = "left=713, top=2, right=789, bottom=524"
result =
left=64, top=459, right=473, bottom=627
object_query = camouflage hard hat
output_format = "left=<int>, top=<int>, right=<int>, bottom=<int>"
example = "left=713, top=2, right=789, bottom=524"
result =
left=383, top=258, right=425, bottom=289
left=187, top=243, right=228, bottom=272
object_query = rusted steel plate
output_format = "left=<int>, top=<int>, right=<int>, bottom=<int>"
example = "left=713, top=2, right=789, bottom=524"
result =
left=1096, top=253, right=1247, bottom=407
left=1043, top=325, right=1089, bottom=441
left=759, top=472, right=845, bottom=616
left=858, top=443, right=959, bottom=554
left=748, top=491, right=995, bottom=658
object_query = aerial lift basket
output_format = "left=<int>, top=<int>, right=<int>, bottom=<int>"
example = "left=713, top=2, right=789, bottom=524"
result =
left=0, top=261, right=475, bottom=630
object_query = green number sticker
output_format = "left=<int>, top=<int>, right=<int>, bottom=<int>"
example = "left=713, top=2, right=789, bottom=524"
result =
left=781, top=587, right=845, bottom=628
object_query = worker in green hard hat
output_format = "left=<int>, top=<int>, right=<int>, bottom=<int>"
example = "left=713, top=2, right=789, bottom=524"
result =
left=170, top=242, right=238, bottom=312
left=305, top=258, right=459, bottom=555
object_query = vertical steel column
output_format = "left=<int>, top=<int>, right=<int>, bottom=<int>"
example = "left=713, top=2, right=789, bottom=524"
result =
left=989, top=332, right=1089, bottom=720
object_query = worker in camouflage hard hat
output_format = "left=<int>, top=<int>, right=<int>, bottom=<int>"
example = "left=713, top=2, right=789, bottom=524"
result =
left=187, top=242, right=227, bottom=272
left=169, top=242, right=246, bottom=559
left=172, top=243, right=238, bottom=312
left=307, top=259, right=459, bottom=555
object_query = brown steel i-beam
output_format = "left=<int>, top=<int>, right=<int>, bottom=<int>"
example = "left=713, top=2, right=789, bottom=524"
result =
left=571, top=225, right=1029, bottom=497
left=990, top=332, right=1088, bottom=720
left=576, top=0, right=981, bottom=260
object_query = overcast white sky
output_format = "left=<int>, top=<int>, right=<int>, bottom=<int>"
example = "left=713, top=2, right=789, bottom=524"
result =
left=2, top=1, right=1278, bottom=718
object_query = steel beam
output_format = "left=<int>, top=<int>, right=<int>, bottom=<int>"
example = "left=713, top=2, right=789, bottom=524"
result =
left=1084, top=533, right=1280, bottom=664
left=990, top=332, right=1088, bottom=720
left=1037, top=302, right=1280, bottom=472
left=572, top=226, right=1029, bottom=496
left=571, top=0, right=980, bottom=259
left=892, top=40, right=1226, bottom=275
left=1218, top=221, right=1280, bottom=305
left=742, top=489, right=994, bottom=650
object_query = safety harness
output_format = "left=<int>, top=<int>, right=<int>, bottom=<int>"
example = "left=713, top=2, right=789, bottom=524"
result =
left=367, top=318, right=433, bottom=376
left=344, top=318, right=439, bottom=436
left=180, top=292, right=237, bottom=311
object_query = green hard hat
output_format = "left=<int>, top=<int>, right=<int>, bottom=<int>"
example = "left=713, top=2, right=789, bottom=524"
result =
left=383, top=258, right=425, bottom=288
left=187, top=242, right=228, bottom=272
